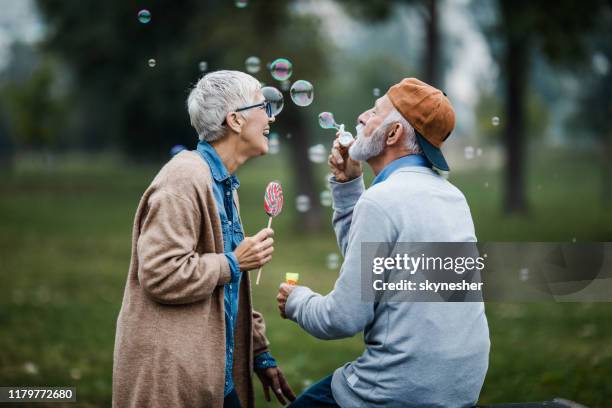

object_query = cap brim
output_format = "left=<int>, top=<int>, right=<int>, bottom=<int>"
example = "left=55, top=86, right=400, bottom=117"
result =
left=415, top=131, right=450, bottom=172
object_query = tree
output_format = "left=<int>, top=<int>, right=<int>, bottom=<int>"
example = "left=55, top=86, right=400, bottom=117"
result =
left=474, top=0, right=609, bottom=214
left=336, top=0, right=443, bottom=87
left=36, top=0, right=331, bottom=230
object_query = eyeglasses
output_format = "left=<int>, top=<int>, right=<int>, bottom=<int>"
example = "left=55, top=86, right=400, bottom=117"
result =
left=222, top=101, right=273, bottom=126
left=236, top=101, right=273, bottom=118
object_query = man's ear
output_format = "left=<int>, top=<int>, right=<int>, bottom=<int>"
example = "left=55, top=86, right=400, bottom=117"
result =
left=226, top=112, right=244, bottom=133
left=386, top=122, right=403, bottom=146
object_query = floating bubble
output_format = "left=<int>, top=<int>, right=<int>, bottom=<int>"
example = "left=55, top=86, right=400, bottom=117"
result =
left=290, top=80, right=314, bottom=107
left=320, top=190, right=332, bottom=207
left=572, top=237, right=577, bottom=243
left=286, top=133, right=292, bottom=139
left=519, top=267, right=529, bottom=282
left=70, top=368, right=82, bottom=380
left=138, top=9, right=151, bottom=24
left=464, top=146, right=474, bottom=160
left=491, top=116, right=500, bottom=126
left=23, top=362, right=38, bottom=375
left=148, top=58, right=156, bottom=68
left=308, top=144, right=327, bottom=163
left=592, top=52, right=609, bottom=76
left=268, top=132, right=280, bottom=155
left=318, top=112, right=336, bottom=129
left=373, top=88, right=381, bottom=97
left=170, top=144, right=186, bottom=157
left=484, top=181, right=489, bottom=188
left=245, top=56, right=261, bottom=74
left=261, top=86, right=284, bottom=116
left=295, top=195, right=311, bottom=213
left=235, top=0, right=248, bottom=8
left=280, top=80, right=291, bottom=92
left=326, top=253, right=340, bottom=269
left=476, top=147, right=483, bottom=157
left=198, top=61, right=208, bottom=72
left=270, top=58, right=293, bottom=81
left=302, top=379, right=313, bottom=388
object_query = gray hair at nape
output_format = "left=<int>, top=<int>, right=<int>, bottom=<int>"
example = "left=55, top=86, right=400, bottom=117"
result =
left=383, top=108, right=423, bottom=154
left=187, top=70, right=261, bottom=142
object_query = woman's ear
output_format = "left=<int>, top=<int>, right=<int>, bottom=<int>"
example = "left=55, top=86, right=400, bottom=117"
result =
left=226, top=112, right=243, bottom=133
left=386, top=122, right=403, bottom=146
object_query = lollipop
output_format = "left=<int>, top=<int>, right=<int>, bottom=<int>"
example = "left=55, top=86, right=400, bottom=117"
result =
left=256, top=181, right=284, bottom=285
left=318, top=112, right=354, bottom=147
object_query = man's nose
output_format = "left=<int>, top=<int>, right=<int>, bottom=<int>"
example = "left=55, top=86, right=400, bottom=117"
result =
left=357, top=111, right=368, bottom=125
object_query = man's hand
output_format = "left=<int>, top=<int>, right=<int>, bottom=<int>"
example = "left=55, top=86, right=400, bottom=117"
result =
left=233, top=228, right=274, bottom=271
left=328, top=136, right=362, bottom=182
left=255, top=366, right=296, bottom=405
left=276, top=283, right=296, bottom=319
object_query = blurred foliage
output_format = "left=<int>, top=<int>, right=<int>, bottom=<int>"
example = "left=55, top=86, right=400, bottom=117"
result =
left=34, top=0, right=330, bottom=159
left=1, top=61, right=67, bottom=149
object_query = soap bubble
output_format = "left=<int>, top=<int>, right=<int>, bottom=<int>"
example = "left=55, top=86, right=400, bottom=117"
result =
left=484, top=181, right=489, bottom=188
left=326, top=253, right=340, bottom=269
left=320, top=190, right=332, bottom=207
left=280, top=80, right=291, bottom=92
left=476, top=147, right=483, bottom=157
left=245, top=56, right=261, bottom=74
left=296, top=195, right=311, bottom=213
left=198, top=61, right=208, bottom=72
left=519, top=267, right=529, bottom=282
left=261, top=86, right=284, bottom=116
left=373, top=88, right=381, bottom=97
left=23, top=362, right=39, bottom=375
left=286, top=133, right=292, bottom=139
left=138, top=9, right=151, bottom=24
left=308, top=144, right=327, bottom=163
left=235, top=0, right=248, bottom=8
left=290, top=80, right=314, bottom=107
left=592, top=52, right=609, bottom=76
left=148, top=58, right=156, bottom=68
left=268, top=132, right=280, bottom=155
left=70, top=368, right=82, bottom=380
left=318, top=112, right=336, bottom=129
left=464, top=146, right=474, bottom=160
left=491, top=116, right=500, bottom=126
left=170, top=144, right=186, bottom=157
left=270, top=58, right=293, bottom=81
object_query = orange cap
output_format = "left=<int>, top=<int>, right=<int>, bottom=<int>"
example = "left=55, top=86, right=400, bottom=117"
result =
left=387, top=78, right=455, bottom=148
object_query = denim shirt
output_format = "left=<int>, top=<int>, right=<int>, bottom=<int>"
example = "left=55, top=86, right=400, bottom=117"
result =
left=371, top=154, right=429, bottom=186
left=195, top=141, right=276, bottom=397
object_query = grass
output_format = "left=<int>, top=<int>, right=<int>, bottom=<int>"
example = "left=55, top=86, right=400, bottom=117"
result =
left=0, top=148, right=611, bottom=407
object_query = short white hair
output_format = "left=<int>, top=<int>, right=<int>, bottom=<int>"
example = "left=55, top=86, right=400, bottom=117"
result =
left=187, top=70, right=261, bottom=142
left=382, top=108, right=422, bottom=154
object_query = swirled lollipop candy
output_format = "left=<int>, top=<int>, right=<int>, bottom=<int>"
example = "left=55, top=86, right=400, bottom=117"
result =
left=318, top=112, right=354, bottom=147
left=256, top=181, right=284, bottom=285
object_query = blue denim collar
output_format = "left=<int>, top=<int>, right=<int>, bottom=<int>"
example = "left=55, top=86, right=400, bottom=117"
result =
left=372, top=154, right=430, bottom=186
left=196, top=141, right=240, bottom=189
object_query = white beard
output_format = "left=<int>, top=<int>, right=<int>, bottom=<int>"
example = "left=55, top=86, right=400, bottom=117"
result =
left=348, top=123, right=387, bottom=161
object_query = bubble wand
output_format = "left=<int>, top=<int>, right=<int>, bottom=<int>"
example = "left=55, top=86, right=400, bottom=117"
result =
left=256, top=181, right=284, bottom=285
left=318, top=112, right=355, bottom=147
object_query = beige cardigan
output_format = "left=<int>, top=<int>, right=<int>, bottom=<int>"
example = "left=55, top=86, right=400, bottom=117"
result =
left=113, top=151, right=270, bottom=408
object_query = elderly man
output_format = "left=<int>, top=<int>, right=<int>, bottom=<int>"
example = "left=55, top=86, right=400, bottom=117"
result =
left=277, top=78, right=490, bottom=407
left=113, top=70, right=295, bottom=408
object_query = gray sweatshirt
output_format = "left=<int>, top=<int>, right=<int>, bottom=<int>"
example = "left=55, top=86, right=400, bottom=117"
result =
left=285, top=166, right=490, bottom=408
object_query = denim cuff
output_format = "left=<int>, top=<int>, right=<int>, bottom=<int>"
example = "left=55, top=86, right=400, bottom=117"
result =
left=254, top=351, right=277, bottom=370
left=225, top=252, right=241, bottom=284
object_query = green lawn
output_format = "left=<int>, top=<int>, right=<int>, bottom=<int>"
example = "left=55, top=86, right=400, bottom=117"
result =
left=0, top=148, right=611, bottom=407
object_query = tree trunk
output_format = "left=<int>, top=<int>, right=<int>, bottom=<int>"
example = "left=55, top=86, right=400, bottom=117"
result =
left=284, top=109, right=322, bottom=232
left=424, top=0, right=440, bottom=87
left=503, top=37, right=529, bottom=214
left=602, top=135, right=612, bottom=205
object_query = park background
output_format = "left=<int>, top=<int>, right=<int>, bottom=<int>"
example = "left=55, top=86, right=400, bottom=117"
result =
left=0, top=0, right=611, bottom=406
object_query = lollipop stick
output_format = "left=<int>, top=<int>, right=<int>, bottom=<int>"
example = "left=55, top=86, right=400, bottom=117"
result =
left=255, top=216, right=273, bottom=285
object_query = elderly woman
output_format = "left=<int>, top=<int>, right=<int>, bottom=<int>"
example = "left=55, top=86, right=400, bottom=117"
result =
left=113, top=70, right=295, bottom=408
